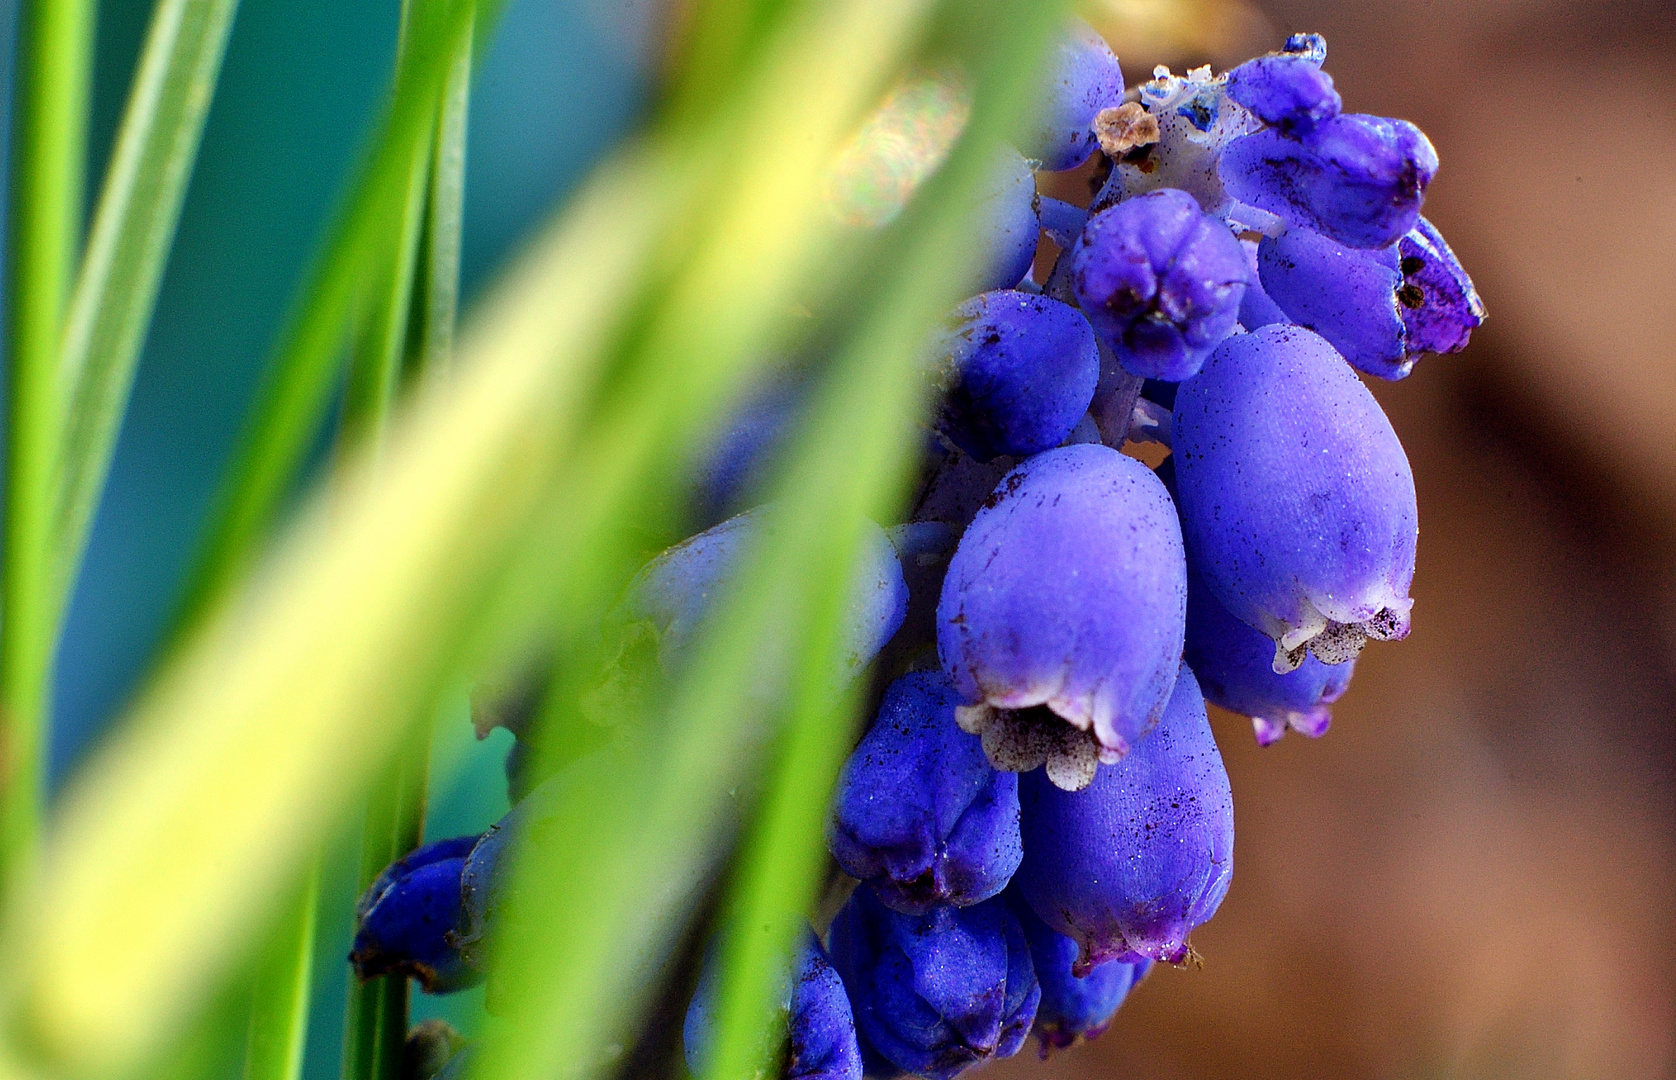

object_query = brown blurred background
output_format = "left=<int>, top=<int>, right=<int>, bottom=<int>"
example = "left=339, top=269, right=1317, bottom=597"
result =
left=991, top=1, right=1676, bottom=1077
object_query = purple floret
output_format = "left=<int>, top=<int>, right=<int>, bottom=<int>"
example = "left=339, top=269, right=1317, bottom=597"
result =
left=1398, top=215, right=1486, bottom=356
left=1015, top=664, right=1233, bottom=970
left=683, top=932, right=863, bottom=1080
left=936, top=444, right=1186, bottom=784
left=1006, top=890, right=1149, bottom=1054
left=1219, top=113, right=1437, bottom=249
left=1184, top=541, right=1354, bottom=746
left=828, top=889, right=1039, bottom=1080
left=1226, top=52, right=1341, bottom=138
left=1021, top=20, right=1124, bottom=172
left=351, top=836, right=482, bottom=994
left=830, top=671, right=1022, bottom=914
left=1236, top=237, right=1287, bottom=329
left=932, top=290, right=1100, bottom=462
left=1258, top=225, right=1407, bottom=378
left=1173, top=324, right=1417, bottom=670
left=1069, top=188, right=1248, bottom=381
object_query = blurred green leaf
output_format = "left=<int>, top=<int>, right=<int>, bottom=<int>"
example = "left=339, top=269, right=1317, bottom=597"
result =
left=240, top=867, right=319, bottom=1080
left=173, top=0, right=491, bottom=634
left=0, top=4, right=1071, bottom=1080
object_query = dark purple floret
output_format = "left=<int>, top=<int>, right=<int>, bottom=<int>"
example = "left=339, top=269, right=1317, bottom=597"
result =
left=1069, top=188, right=1248, bottom=381
left=1007, top=891, right=1149, bottom=1054
left=1184, top=542, right=1354, bottom=746
left=1022, top=20, right=1124, bottom=172
left=830, top=671, right=1022, bottom=914
left=683, top=932, right=863, bottom=1080
left=1219, top=113, right=1438, bottom=249
left=1015, top=664, right=1233, bottom=971
left=936, top=444, right=1186, bottom=786
left=977, top=149, right=1041, bottom=292
left=1173, top=324, right=1417, bottom=670
left=932, top=290, right=1100, bottom=462
left=1257, top=225, right=1407, bottom=378
left=828, top=888, right=1039, bottom=1080
left=1225, top=53, right=1341, bottom=137
left=1397, top=215, right=1486, bottom=356
left=351, top=836, right=482, bottom=993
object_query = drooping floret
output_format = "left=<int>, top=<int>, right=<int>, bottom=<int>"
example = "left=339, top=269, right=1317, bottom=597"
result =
left=683, top=931, right=863, bottom=1080
left=830, top=671, right=1022, bottom=913
left=1184, top=539, right=1354, bottom=745
left=1007, top=890, right=1150, bottom=1054
left=1173, top=324, right=1417, bottom=671
left=1021, top=20, right=1125, bottom=171
left=350, top=836, right=481, bottom=993
left=1258, top=216, right=1485, bottom=380
left=931, top=290, right=1100, bottom=461
left=1069, top=188, right=1248, bottom=381
left=1219, top=112, right=1438, bottom=249
left=1225, top=44, right=1341, bottom=137
left=828, top=888, right=1038, bottom=1080
left=1014, top=664, right=1233, bottom=970
left=936, top=444, right=1186, bottom=788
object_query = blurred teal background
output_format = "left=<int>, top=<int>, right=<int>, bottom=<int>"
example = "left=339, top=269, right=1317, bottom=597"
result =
left=58, top=0, right=657, bottom=1073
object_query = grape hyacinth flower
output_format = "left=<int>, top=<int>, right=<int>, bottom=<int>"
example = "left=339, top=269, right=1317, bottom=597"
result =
left=828, top=888, right=1039, bottom=1080
left=830, top=671, right=1022, bottom=913
left=1021, top=20, right=1124, bottom=172
left=930, top=290, right=1100, bottom=461
left=684, top=933, right=863, bottom=1080
left=1219, top=112, right=1438, bottom=249
left=1184, top=544, right=1355, bottom=745
left=1008, top=892, right=1149, bottom=1055
left=1015, top=664, right=1233, bottom=970
left=1069, top=189, right=1248, bottom=381
left=1174, top=324, right=1417, bottom=671
left=1257, top=216, right=1485, bottom=379
left=937, top=444, right=1186, bottom=790
left=350, top=836, right=481, bottom=993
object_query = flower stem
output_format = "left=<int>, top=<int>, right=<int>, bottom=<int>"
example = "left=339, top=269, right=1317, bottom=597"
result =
left=1, top=0, right=96, bottom=896
left=242, top=864, right=322, bottom=1080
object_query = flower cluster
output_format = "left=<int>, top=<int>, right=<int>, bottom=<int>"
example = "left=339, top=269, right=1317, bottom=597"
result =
left=349, top=23, right=1481, bottom=1079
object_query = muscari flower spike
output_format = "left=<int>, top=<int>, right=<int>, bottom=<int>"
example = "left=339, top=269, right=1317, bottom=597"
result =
left=1021, top=19, right=1124, bottom=172
left=828, top=887, right=1039, bottom=1080
left=1007, top=891, right=1149, bottom=1055
left=351, top=836, right=482, bottom=994
left=683, top=932, right=863, bottom=1080
left=1256, top=215, right=1485, bottom=379
left=1015, top=663, right=1233, bottom=971
left=936, top=444, right=1186, bottom=790
left=1070, top=188, right=1248, bottom=382
left=830, top=670, right=1022, bottom=914
left=1173, top=324, right=1417, bottom=672
left=930, top=289, right=1100, bottom=462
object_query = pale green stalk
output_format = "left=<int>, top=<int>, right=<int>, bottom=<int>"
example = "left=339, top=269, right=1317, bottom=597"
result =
left=1, top=0, right=96, bottom=896
left=54, top=0, right=244, bottom=609
left=242, top=866, right=321, bottom=1080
